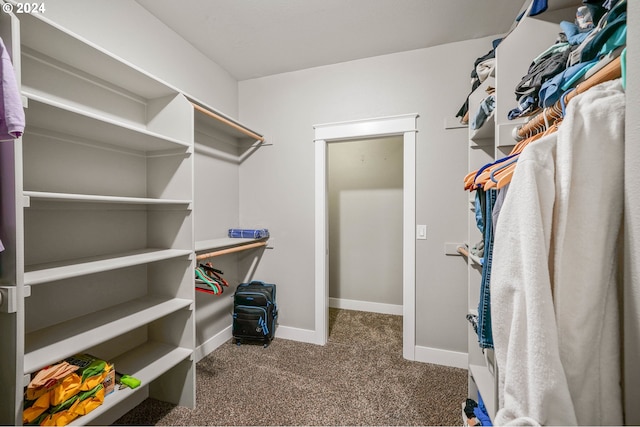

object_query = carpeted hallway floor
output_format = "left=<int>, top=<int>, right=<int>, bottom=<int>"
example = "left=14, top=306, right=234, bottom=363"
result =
left=115, top=308, right=467, bottom=425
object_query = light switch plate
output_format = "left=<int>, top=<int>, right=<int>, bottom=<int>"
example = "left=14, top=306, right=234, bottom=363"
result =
left=416, top=224, right=427, bottom=240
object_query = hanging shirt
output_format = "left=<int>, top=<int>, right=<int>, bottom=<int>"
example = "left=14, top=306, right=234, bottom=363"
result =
left=491, top=79, right=624, bottom=426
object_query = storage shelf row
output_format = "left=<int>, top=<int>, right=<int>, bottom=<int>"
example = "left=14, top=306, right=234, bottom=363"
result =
left=69, top=342, right=192, bottom=426
left=24, top=248, right=192, bottom=286
left=24, top=296, right=192, bottom=374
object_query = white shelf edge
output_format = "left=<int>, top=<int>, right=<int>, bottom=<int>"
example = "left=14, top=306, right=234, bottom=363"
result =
left=24, top=191, right=191, bottom=206
left=24, top=296, right=192, bottom=374
left=68, top=342, right=191, bottom=426
left=195, top=237, right=265, bottom=253
left=23, top=88, right=191, bottom=150
left=469, top=363, right=497, bottom=421
left=24, top=248, right=192, bottom=286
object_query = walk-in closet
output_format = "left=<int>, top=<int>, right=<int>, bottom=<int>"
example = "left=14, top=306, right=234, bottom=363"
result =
left=0, top=0, right=637, bottom=425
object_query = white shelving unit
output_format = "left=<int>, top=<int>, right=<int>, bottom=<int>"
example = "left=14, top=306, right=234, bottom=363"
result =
left=0, top=8, right=196, bottom=425
left=463, top=1, right=583, bottom=423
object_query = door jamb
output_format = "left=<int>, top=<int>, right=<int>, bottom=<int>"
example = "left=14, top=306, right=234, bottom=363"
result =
left=313, top=114, right=418, bottom=360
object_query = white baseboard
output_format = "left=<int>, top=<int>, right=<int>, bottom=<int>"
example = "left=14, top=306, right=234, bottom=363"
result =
left=329, top=297, right=403, bottom=316
left=275, top=325, right=320, bottom=344
left=194, top=325, right=232, bottom=362
left=414, top=345, right=468, bottom=369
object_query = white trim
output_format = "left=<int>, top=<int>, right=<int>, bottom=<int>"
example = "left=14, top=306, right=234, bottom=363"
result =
left=403, top=130, right=417, bottom=360
left=414, top=345, right=468, bottom=369
left=329, top=298, right=403, bottom=316
left=194, top=325, right=232, bottom=362
left=314, top=114, right=418, bottom=359
left=275, top=325, right=318, bottom=344
left=314, top=113, right=418, bottom=141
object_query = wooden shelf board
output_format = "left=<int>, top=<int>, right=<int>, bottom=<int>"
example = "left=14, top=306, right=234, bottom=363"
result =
left=24, top=248, right=192, bottom=286
left=24, top=296, right=192, bottom=374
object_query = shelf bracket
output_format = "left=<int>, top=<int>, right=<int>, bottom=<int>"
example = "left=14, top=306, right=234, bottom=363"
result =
left=0, top=286, right=19, bottom=313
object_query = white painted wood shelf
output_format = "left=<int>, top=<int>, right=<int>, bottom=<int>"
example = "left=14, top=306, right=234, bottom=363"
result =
left=68, top=342, right=192, bottom=426
left=24, top=191, right=191, bottom=206
left=24, top=248, right=193, bottom=286
left=23, top=90, right=191, bottom=152
left=24, top=296, right=192, bottom=374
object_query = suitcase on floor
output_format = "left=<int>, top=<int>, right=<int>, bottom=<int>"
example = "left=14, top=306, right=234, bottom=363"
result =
left=232, top=280, right=277, bottom=347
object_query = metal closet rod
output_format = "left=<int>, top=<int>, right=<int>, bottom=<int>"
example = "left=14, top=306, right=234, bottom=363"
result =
left=196, top=241, right=268, bottom=260
left=191, top=102, right=265, bottom=142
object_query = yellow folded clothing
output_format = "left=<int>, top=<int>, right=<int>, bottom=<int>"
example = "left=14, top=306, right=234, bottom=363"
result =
left=39, top=384, right=104, bottom=427
left=25, top=362, right=79, bottom=401
left=22, top=393, right=50, bottom=424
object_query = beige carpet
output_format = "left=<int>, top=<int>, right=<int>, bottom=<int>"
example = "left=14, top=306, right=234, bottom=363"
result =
left=115, top=308, right=467, bottom=425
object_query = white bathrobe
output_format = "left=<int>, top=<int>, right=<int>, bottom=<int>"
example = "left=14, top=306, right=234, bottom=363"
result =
left=491, top=79, right=625, bottom=426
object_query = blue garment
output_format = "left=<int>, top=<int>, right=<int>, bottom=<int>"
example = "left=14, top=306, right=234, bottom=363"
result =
left=471, top=95, right=495, bottom=130
left=477, top=188, right=497, bottom=349
left=475, top=192, right=484, bottom=233
left=528, top=0, right=547, bottom=16
left=476, top=392, right=493, bottom=426
left=228, top=228, right=270, bottom=239
left=560, top=20, right=593, bottom=45
left=508, top=96, right=537, bottom=120
left=538, top=60, right=598, bottom=108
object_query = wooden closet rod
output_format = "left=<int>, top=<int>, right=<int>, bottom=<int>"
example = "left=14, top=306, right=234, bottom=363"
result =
left=516, top=56, right=622, bottom=140
left=191, top=102, right=265, bottom=142
left=196, top=241, right=268, bottom=260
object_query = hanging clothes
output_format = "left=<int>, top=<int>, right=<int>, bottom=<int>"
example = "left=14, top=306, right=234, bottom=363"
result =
left=491, top=79, right=625, bottom=425
left=0, top=36, right=24, bottom=141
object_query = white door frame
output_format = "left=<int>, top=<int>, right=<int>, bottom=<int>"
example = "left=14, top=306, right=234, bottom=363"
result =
left=313, top=114, right=418, bottom=360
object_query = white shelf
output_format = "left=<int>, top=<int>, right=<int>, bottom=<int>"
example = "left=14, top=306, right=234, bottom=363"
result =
left=24, top=90, right=191, bottom=152
left=24, top=248, right=192, bottom=286
left=18, top=12, right=177, bottom=100
left=470, top=113, right=495, bottom=143
left=68, top=342, right=192, bottom=426
left=195, top=237, right=264, bottom=253
left=24, top=191, right=191, bottom=206
left=469, top=363, right=497, bottom=421
left=24, top=296, right=192, bottom=374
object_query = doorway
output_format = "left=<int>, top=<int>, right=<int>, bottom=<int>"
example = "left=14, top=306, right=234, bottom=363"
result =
left=314, top=114, right=418, bottom=360
left=327, top=136, right=403, bottom=315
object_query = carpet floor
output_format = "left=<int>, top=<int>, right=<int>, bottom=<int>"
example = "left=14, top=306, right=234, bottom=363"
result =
left=114, top=308, right=468, bottom=425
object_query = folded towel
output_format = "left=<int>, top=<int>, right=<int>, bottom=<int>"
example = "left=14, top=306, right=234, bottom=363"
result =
left=228, top=228, right=269, bottom=239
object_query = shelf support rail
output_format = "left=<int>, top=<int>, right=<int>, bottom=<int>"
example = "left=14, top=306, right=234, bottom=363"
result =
left=195, top=241, right=268, bottom=260
left=191, top=102, right=265, bottom=143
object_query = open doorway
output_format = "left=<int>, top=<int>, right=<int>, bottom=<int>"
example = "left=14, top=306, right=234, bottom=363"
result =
left=327, top=136, right=403, bottom=316
left=314, top=114, right=418, bottom=360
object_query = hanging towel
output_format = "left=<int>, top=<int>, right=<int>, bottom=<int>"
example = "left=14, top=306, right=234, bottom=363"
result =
left=0, top=36, right=24, bottom=141
left=228, top=228, right=269, bottom=239
left=491, top=80, right=624, bottom=425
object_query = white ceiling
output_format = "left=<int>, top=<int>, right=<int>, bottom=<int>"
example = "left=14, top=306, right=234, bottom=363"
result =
left=135, top=0, right=527, bottom=81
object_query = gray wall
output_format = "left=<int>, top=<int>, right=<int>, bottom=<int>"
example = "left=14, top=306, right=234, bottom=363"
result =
left=328, top=136, right=403, bottom=307
left=41, top=1, right=507, bottom=356
left=238, top=37, right=497, bottom=352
